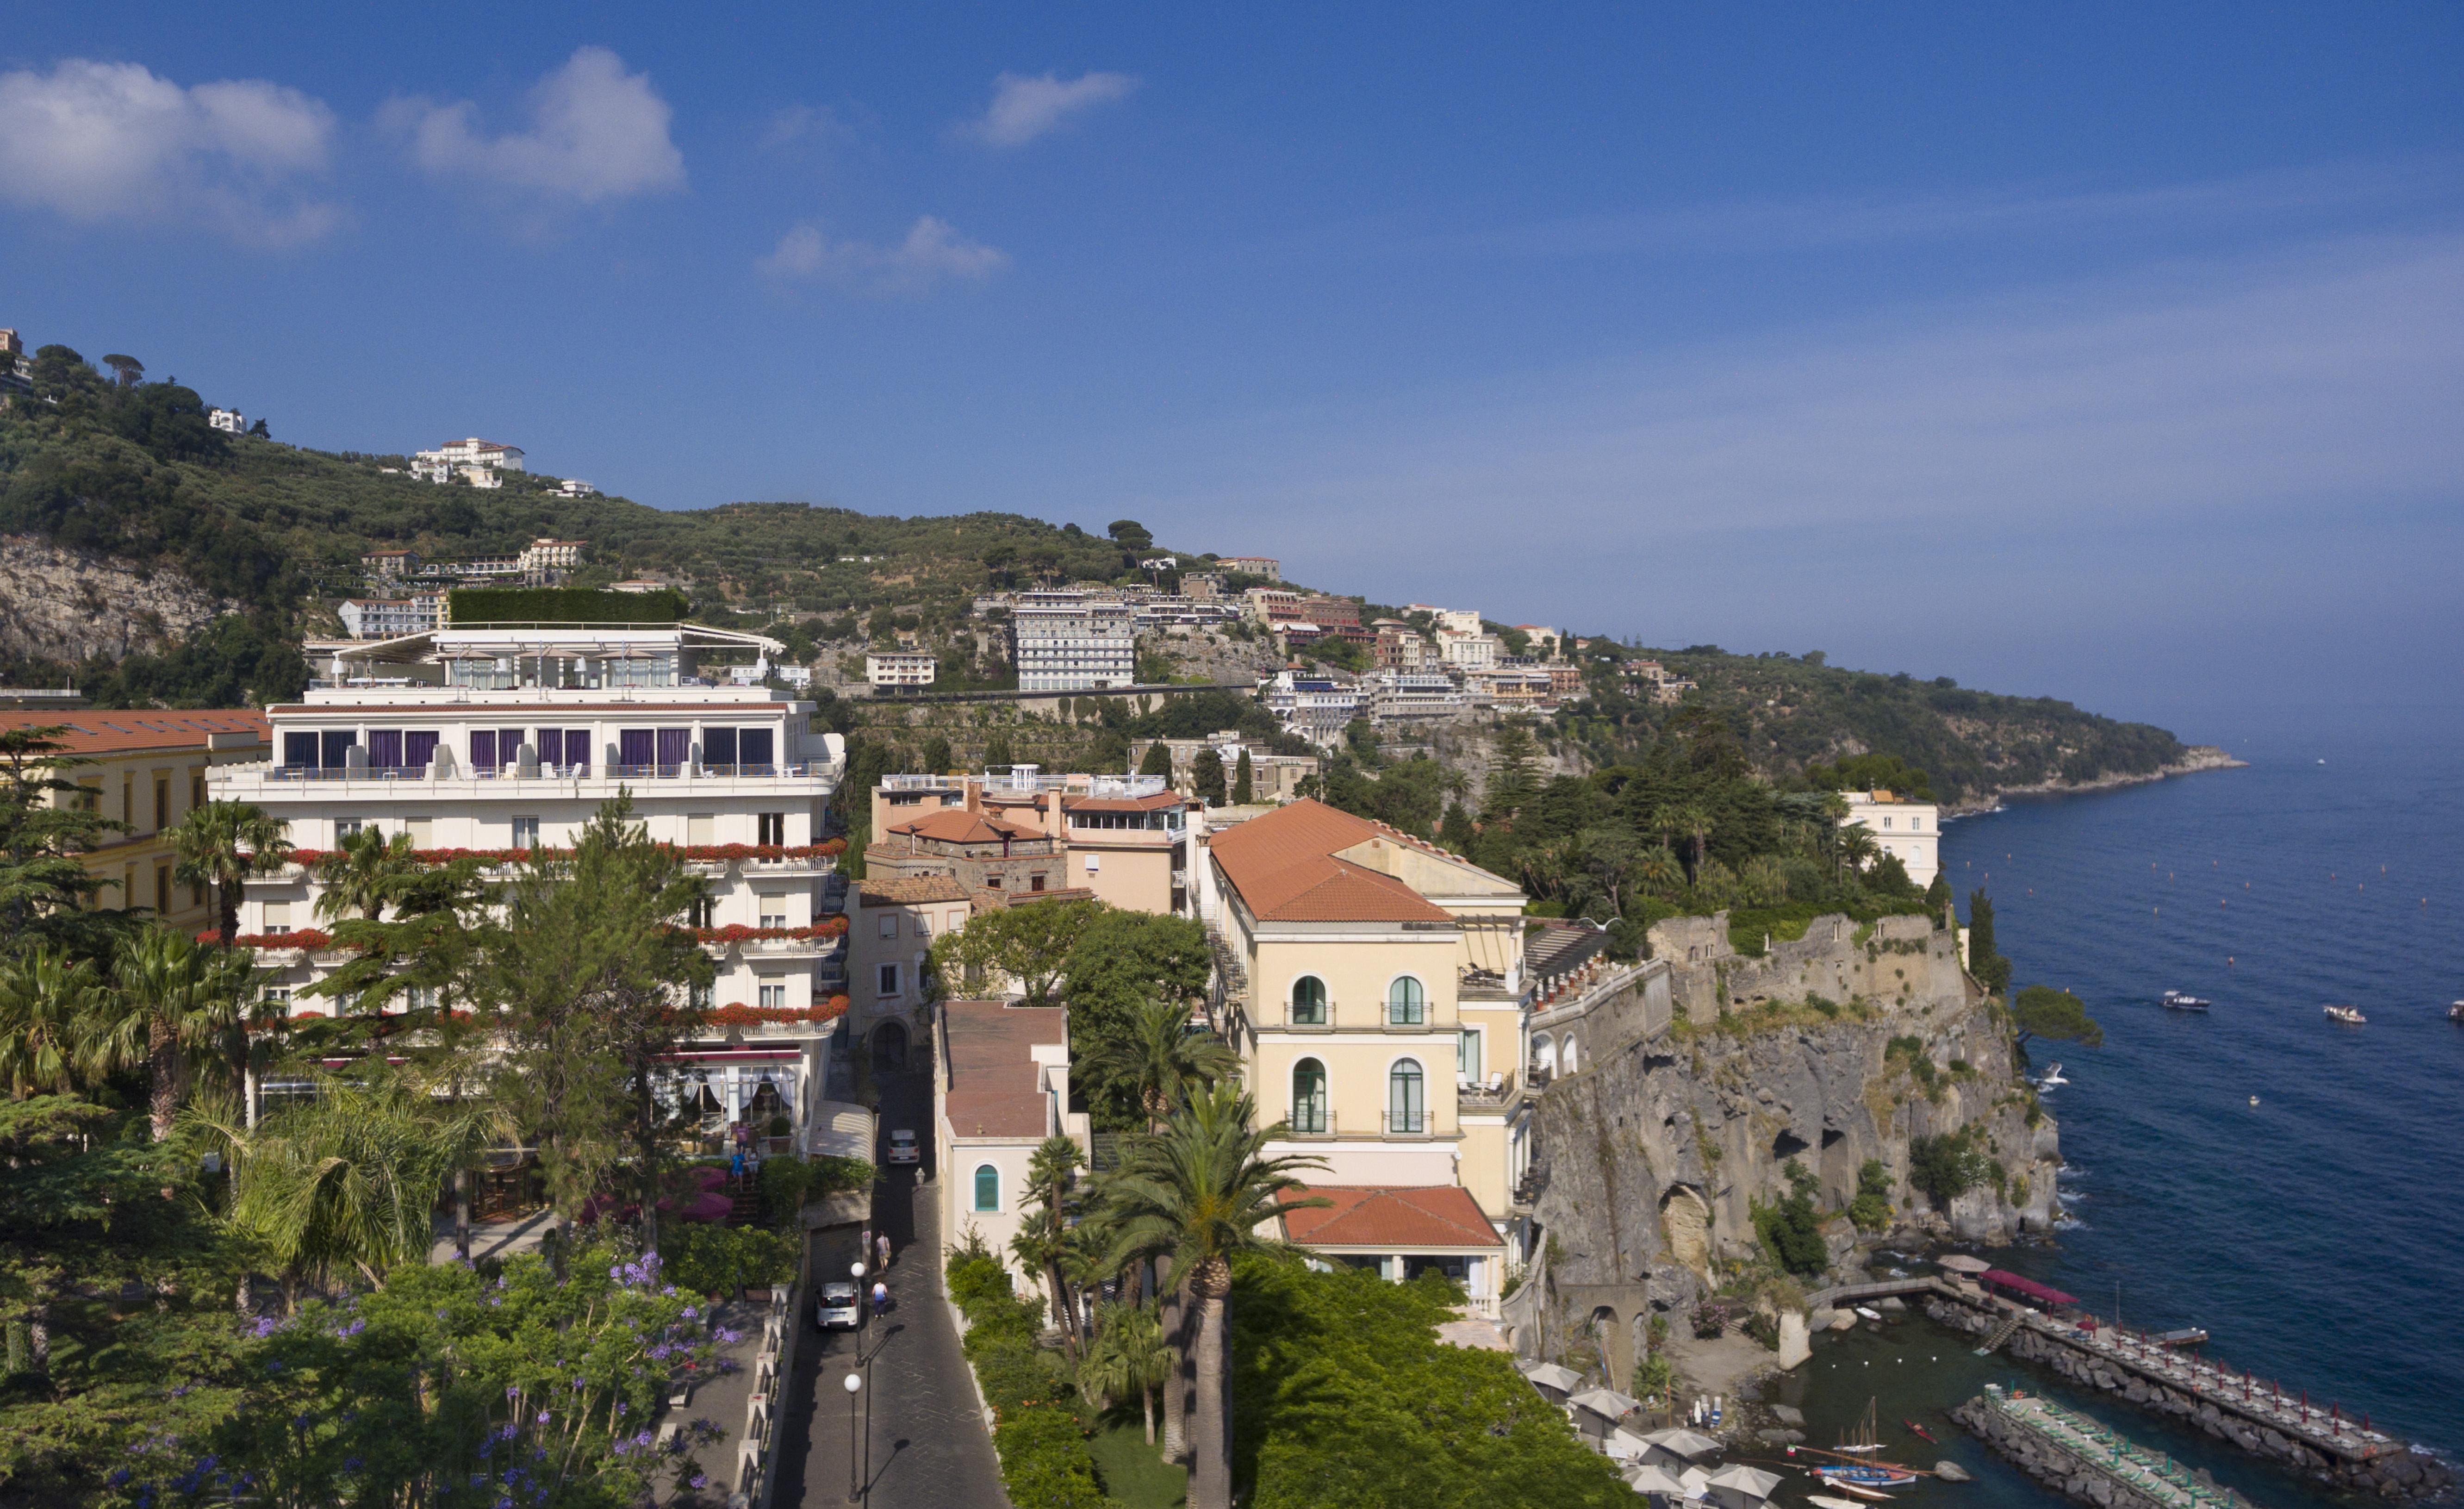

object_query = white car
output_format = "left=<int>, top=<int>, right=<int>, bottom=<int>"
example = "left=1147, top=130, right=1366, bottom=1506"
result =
left=885, top=1129, right=920, bottom=1165
left=816, top=1281, right=860, bottom=1330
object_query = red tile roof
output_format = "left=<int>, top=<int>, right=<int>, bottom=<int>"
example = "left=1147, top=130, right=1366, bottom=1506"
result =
left=858, top=877, right=972, bottom=906
left=889, top=809, right=1047, bottom=844
left=942, top=1000, right=1066, bottom=1140
left=1277, top=1185, right=1503, bottom=1250
left=1205, top=798, right=1451, bottom=923
left=0, top=711, right=268, bottom=756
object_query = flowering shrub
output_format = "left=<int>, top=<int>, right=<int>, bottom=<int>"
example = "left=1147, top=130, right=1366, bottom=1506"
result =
left=281, top=841, right=845, bottom=868
left=689, top=916, right=849, bottom=944
left=215, top=929, right=334, bottom=950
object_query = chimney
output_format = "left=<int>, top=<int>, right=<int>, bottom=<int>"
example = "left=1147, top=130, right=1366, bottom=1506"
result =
left=1045, top=790, right=1065, bottom=839
left=964, top=777, right=981, bottom=814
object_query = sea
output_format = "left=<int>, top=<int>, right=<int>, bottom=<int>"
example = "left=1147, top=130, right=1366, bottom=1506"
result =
left=1777, top=722, right=2464, bottom=1509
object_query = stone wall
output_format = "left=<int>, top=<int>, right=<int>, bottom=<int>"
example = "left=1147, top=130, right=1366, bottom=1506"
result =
left=0, top=534, right=230, bottom=665
left=1647, top=910, right=1971, bottom=1026
left=1928, top=1302, right=2452, bottom=1501
left=1952, top=1394, right=2229, bottom=1509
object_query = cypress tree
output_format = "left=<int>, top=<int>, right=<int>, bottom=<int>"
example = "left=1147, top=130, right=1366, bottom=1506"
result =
left=1966, top=888, right=2011, bottom=995
left=1191, top=749, right=1227, bottom=807
left=1138, top=741, right=1175, bottom=778
left=1232, top=749, right=1254, bottom=804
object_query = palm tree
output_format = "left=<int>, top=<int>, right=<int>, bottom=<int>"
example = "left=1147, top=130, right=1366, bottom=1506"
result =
left=0, top=947, right=103, bottom=1097
left=172, top=800, right=293, bottom=946
left=82, top=927, right=257, bottom=1139
left=1010, top=1135, right=1086, bottom=1353
left=1670, top=803, right=1714, bottom=883
left=1633, top=845, right=1685, bottom=899
left=1080, top=1300, right=1177, bottom=1446
left=193, top=1073, right=489, bottom=1306
left=1102, top=1084, right=1327, bottom=1509
left=1080, top=998, right=1239, bottom=1135
left=315, top=826, right=421, bottom=927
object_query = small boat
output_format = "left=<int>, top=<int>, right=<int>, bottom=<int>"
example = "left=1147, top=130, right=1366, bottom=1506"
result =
left=1810, top=1496, right=1877, bottom=1509
left=2035, top=1062, right=2068, bottom=1088
left=2448, top=1000, right=2463, bottom=1023
left=2160, top=990, right=2211, bottom=1011
left=2324, top=1004, right=2366, bottom=1025
left=1815, top=1481, right=1896, bottom=1503
left=1817, top=1465, right=1922, bottom=1490
left=1854, top=1306, right=1884, bottom=1323
left=1902, top=1418, right=1938, bottom=1443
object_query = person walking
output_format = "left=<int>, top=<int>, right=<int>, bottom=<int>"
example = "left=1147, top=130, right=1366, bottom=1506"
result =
left=876, top=1232, right=890, bottom=1270
left=729, top=1147, right=746, bottom=1184
left=871, top=1280, right=888, bottom=1320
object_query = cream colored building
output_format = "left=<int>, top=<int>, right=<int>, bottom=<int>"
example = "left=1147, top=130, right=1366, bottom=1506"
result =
left=1842, top=789, right=1940, bottom=887
left=933, top=1000, right=1088, bottom=1294
left=1193, top=799, right=1526, bottom=1308
left=865, top=651, right=937, bottom=691
left=870, top=770, right=1188, bottom=915
left=4, top=711, right=271, bottom=927
left=847, top=876, right=972, bottom=1070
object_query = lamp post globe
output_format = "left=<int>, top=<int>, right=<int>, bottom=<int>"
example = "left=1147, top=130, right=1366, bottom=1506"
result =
left=843, top=1372, right=862, bottom=1395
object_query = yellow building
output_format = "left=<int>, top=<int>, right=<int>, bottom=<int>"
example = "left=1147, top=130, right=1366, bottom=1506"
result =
left=4, top=711, right=271, bottom=927
left=1195, top=799, right=1529, bottom=1309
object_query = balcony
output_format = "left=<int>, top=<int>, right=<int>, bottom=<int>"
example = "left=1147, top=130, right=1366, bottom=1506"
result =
left=1284, top=1110, right=1338, bottom=1141
left=1380, top=1111, right=1433, bottom=1141
left=1457, top=1071, right=1517, bottom=1109
left=741, top=853, right=836, bottom=878
left=1277, top=1001, right=1336, bottom=1032
left=218, top=760, right=842, bottom=798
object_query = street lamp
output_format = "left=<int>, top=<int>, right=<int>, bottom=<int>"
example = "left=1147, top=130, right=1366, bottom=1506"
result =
left=842, top=1371, right=864, bottom=1503
left=851, top=1260, right=868, bottom=1357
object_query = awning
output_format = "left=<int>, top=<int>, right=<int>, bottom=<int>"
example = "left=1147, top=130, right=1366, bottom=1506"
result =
left=1982, top=1269, right=2078, bottom=1306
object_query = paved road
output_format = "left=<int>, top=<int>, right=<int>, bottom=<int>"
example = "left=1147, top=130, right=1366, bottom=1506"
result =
left=774, top=1068, right=1008, bottom=1509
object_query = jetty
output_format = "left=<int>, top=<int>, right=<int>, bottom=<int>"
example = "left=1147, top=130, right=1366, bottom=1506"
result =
left=1954, top=1385, right=2265, bottom=1509
left=1804, top=1274, right=2447, bottom=1499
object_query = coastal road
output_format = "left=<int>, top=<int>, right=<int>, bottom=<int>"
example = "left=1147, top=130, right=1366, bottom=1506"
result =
left=773, top=1067, right=1008, bottom=1509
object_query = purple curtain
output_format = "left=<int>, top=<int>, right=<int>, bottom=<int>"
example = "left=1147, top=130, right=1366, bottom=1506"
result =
left=404, top=731, right=438, bottom=771
left=502, top=728, right=529, bottom=766
left=739, top=728, right=775, bottom=770
left=470, top=730, right=498, bottom=771
left=656, top=728, right=691, bottom=770
left=565, top=730, right=591, bottom=773
left=367, top=730, right=404, bottom=769
left=618, top=729, right=654, bottom=770
left=701, top=727, right=739, bottom=768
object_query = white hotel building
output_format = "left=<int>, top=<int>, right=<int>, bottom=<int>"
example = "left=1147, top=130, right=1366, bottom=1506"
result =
left=1842, top=789, right=1940, bottom=888
left=208, top=615, right=849, bottom=1137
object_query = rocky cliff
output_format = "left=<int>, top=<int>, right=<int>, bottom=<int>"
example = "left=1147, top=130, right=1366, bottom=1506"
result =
left=0, top=534, right=230, bottom=665
left=1518, top=910, right=2059, bottom=1376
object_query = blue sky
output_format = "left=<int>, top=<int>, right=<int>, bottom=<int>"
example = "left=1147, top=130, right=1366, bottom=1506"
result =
left=5, top=4, right=2460, bottom=737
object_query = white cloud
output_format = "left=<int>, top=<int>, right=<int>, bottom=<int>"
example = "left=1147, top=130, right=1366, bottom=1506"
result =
left=759, top=216, right=1009, bottom=296
left=958, top=71, right=1137, bottom=149
left=385, top=46, right=684, bottom=204
left=0, top=58, right=338, bottom=243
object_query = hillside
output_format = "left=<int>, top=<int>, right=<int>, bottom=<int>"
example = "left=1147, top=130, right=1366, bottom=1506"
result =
left=0, top=341, right=2209, bottom=817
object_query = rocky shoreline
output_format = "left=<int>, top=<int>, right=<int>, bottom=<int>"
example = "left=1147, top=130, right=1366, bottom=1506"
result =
left=1951, top=1393, right=2254, bottom=1509
left=1946, top=746, right=2246, bottom=817
left=1924, top=1299, right=2453, bottom=1501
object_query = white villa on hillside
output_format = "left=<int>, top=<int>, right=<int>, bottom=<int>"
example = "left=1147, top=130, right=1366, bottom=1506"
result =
left=1842, top=789, right=1940, bottom=887
left=208, top=612, right=849, bottom=1138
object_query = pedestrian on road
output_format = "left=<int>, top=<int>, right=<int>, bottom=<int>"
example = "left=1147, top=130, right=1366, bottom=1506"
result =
left=876, top=1233, right=890, bottom=1270
left=871, top=1281, right=888, bottom=1319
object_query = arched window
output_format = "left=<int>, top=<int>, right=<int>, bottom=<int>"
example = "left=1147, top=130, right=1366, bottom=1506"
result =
left=1388, top=1059, right=1425, bottom=1135
left=1290, top=974, right=1328, bottom=1026
left=973, top=1164, right=1001, bottom=1213
left=1291, top=1058, right=1328, bottom=1134
left=1536, top=1035, right=1558, bottom=1077
left=1387, top=975, right=1425, bottom=1026
left=1561, top=1035, right=1580, bottom=1074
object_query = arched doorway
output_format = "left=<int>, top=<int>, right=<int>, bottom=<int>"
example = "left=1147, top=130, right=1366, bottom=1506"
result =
left=871, top=1020, right=909, bottom=1073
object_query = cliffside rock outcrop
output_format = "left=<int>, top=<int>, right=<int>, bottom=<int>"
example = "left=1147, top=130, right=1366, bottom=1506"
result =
left=1521, top=910, right=2058, bottom=1375
left=0, top=534, right=230, bottom=664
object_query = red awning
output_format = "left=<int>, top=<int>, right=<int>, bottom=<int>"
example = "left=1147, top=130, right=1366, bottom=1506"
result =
left=1982, top=1269, right=2078, bottom=1307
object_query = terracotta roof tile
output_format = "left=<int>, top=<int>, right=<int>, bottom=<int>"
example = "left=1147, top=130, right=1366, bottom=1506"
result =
left=1206, top=798, right=1451, bottom=923
left=889, top=809, right=1047, bottom=844
left=0, top=711, right=268, bottom=757
left=942, top=1000, right=1066, bottom=1140
left=1277, top=1185, right=1503, bottom=1250
left=858, top=877, right=972, bottom=906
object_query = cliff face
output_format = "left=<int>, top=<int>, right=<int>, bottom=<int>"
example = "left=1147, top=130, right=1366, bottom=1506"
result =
left=0, top=534, right=230, bottom=665
left=1523, top=912, right=2059, bottom=1347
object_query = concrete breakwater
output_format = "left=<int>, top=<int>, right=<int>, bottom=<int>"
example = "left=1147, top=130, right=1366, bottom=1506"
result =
left=1925, top=1299, right=2452, bottom=1501
left=1953, top=1388, right=2262, bottom=1509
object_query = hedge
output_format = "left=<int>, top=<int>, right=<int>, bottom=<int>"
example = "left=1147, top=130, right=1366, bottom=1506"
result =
left=447, top=586, right=686, bottom=624
left=946, top=1244, right=1112, bottom=1508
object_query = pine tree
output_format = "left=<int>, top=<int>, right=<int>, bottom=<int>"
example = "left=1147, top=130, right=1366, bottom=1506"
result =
left=1232, top=749, right=1253, bottom=804
left=1966, top=888, right=2011, bottom=995
left=1481, top=720, right=1541, bottom=824
left=1191, top=750, right=1227, bottom=807
left=1138, top=741, right=1175, bottom=778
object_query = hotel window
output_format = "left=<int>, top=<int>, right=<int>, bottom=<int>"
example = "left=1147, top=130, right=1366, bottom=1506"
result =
left=510, top=816, right=541, bottom=850
left=1291, top=1059, right=1328, bottom=1134
left=973, top=1164, right=1001, bottom=1212
left=261, top=986, right=291, bottom=1012
left=879, top=914, right=899, bottom=940
left=336, top=818, right=367, bottom=842
left=690, top=980, right=714, bottom=1012
left=190, top=770, right=205, bottom=811
left=1388, top=1060, right=1425, bottom=1135
left=1458, top=1029, right=1481, bottom=1082
left=1882, top=816, right=1893, bottom=829
left=1290, top=975, right=1327, bottom=1025
left=757, top=812, right=785, bottom=846
left=1029, top=874, right=1046, bottom=893
left=686, top=814, right=716, bottom=845
left=1387, top=976, right=1426, bottom=1026
left=914, top=911, right=931, bottom=939
left=759, top=909, right=788, bottom=930
left=264, top=902, right=292, bottom=935
left=689, top=897, right=715, bottom=929
left=758, top=979, right=788, bottom=1010
left=404, top=817, right=434, bottom=848
left=878, top=963, right=900, bottom=998
left=155, top=865, right=171, bottom=914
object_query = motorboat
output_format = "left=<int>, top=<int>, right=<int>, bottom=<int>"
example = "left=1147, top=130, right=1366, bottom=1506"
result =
left=2160, top=990, right=2210, bottom=1011
left=1810, top=1496, right=1877, bottom=1509
left=2449, top=1000, right=2464, bottom=1023
left=2035, top=1063, right=2068, bottom=1088
left=1854, top=1306, right=1884, bottom=1323
left=1816, top=1465, right=1922, bottom=1490
left=2324, top=1004, right=2366, bottom=1025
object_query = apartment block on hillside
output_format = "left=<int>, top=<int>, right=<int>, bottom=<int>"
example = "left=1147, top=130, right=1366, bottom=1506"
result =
left=1008, top=591, right=1135, bottom=692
